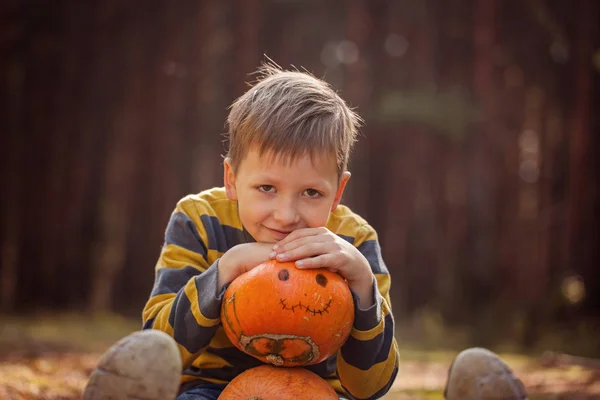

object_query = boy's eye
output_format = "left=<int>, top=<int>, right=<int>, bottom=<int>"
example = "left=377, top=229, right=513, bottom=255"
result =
left=258, top=185, right=275, bottom=193
left=303, top=189, right=322, bottom=198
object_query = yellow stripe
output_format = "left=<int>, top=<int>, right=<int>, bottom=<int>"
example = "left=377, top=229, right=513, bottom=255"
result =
left=206, top=249, right=225, bottom=263
left=350, top=316, right=384, bottom=341
left=159, top=245, right=209, bottom=271
left=207, top=328, right=236, bottom=349
left=381, top=297, right=391, bottom=316
left=193, top=351, right=232, bottom=368
left=325, top=378, right=346, bottom=396
left=181, top=375, right=227, bottom=385
left=185, top=280, right=221, bottom=328
left=152, top=308, right=174, bottom=336
left=177, top=342, right=195, bottom=369
left=327, top=210, right=369, bottom=241
left=375, top=274, right=390, bottom=299
left=178, top=189, right=244, bottom=246
left=209, top=196, right=244, bottom=230
left=338, top=340, right=398, bottom=399
left=142, top=293, right=175, bottom=323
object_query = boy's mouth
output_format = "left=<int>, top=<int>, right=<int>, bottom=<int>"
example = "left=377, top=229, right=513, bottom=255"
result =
left=264, top=226, right=292, bottom=239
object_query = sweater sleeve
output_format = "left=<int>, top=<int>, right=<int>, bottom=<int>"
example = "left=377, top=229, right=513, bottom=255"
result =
left=337, top=224, right=399, bottom=399
left=142, top=197, right=225, bottom=369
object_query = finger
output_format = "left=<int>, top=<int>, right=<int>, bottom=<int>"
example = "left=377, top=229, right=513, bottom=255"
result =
left=273, top=228, right=320, bottom=249
left=295, top=253, right=338, bottom=270
left=243, top=244, right=277, bottom=271
left=273, top=227, right=327, bottom=249
left=274, top=233, right=333, bottom=255
left=275, top=241, right=333, bottom=263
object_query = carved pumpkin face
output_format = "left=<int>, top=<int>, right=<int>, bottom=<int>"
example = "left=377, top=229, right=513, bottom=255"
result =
left=221, top=260, right=355, bottom=367
left=218, top=365, right=339, bottom=400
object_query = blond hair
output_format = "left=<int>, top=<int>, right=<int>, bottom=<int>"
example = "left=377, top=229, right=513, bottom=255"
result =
left=225, top=62, right=362, bottom=175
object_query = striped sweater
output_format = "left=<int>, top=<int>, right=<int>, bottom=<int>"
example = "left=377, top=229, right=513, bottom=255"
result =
left=142, top=187, right=398, bottom=399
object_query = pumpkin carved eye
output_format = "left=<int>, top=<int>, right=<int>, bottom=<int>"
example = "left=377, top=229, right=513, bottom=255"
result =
left=315, top=273, right=327, bottom=287
left=278, top=269, right=290, bottom=281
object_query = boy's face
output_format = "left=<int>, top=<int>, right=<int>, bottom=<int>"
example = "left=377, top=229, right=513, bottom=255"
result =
left=224, top=148, right=350, bottom=243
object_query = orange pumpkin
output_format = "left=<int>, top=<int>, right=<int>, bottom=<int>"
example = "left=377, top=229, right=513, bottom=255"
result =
left=218, top=365, right=339, bottom=400
left=221, top=260, right=354, bottom=367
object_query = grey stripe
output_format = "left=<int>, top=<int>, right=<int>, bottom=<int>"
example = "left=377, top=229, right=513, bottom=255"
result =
left=352, top=280, right=382, bottom=331
left=168, top=288, right=220, bottom=354
left=341, top=312, right=395, bottom=371
left=194, top=262, right=222, bottom=320
left=142, top=317, right=155, bottom=330
left=151, top=265, right=200, bottom=297
left=165, top=212, right=208, bottom=258
left=338, top=234, right=355, bottom=244
left=205, top=346, right=264, bottom=372
left=357, top=239, right=388, bottom=275
left=200, top=215, right=246, bottom=253
left=182, top=353, right=262, bottom=386
left=305, top=355, right=338, bottom=378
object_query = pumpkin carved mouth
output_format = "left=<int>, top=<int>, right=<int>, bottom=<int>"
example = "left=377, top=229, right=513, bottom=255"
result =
left=279, top=298, right=332, bottom=315
left=239, top=333, right=319, bottom=366
left=223, top=294, right=321, bottom=366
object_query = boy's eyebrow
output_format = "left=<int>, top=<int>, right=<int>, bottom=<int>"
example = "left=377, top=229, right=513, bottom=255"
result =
left=252, top=173, right=331, bottom=189
left=250, top=173, right=281, bottom=182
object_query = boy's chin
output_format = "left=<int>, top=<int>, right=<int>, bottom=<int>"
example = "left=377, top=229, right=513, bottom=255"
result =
left=244, top=227, right=276, bottom=244
left=254, top=234, right=279, bottom=244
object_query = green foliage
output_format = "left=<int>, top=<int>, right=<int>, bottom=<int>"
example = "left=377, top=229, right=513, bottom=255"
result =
left=395, top=306, right=600, bottom=359
left=376, top=89, right=481, bottom=141
left=0, top=312, right=139, bottom=354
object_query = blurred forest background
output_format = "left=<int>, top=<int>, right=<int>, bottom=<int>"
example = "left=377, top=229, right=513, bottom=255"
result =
left=1, top=0, right=599, bottom=361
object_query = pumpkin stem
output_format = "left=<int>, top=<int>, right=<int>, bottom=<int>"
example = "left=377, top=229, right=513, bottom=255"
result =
left=248, top=397, right=263, bottom=400
left=266, top=354, right=284, bottom=366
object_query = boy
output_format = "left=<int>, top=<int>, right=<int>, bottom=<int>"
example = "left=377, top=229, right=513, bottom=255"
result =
left=83, top=63, right=527, bottom=400
left=84, top=63, right=398, bottom=400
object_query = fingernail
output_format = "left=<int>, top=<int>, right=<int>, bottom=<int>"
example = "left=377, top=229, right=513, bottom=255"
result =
left=273, top=244, right=278, bottom=250
left=296, top=260, right=303, bottom=267
left=277, top=253, right=287, bottom=261
left=269, top=251, right=276, bottom=259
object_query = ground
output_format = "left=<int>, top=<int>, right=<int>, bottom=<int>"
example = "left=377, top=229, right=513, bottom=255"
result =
left=0, top=313, right=598, bottom=399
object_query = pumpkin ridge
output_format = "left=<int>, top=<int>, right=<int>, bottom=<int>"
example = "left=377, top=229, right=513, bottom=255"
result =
left=222, top=293, right=245, bottom=338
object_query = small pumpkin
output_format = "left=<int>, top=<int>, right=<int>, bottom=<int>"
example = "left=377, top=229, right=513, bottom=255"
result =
left=218, top=365, right=339, bottom=400
left=221, top=260, right=354, bottom=367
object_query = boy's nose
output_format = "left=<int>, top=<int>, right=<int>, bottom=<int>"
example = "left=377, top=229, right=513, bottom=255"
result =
left=273, top=201, right=299, bottom=225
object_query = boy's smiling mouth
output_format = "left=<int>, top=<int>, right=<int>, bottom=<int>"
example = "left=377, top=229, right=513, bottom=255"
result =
left=264, top=226, right=293, bottom=239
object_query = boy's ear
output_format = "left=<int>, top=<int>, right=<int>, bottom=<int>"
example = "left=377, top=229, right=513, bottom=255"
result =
left=331, top=171, right=351, bottom=212
left=223, top=158, right=238, bottom=201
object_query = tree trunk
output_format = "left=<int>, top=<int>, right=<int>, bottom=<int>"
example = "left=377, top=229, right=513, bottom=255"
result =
left=89, top=1, right=145, bottom=313
left=0, top=17, right=24, bottom=312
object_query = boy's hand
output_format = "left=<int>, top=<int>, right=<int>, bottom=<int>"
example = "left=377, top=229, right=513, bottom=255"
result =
left=218, top=242, right=273, bottom=291
left=271, top=228, right=375, bottom=309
